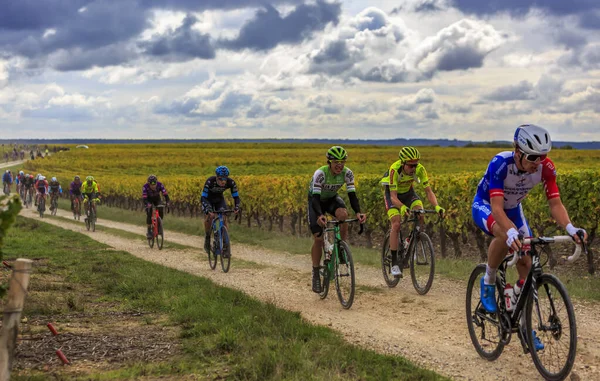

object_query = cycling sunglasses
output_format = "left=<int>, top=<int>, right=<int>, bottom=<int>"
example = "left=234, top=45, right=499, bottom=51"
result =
left=405, top=162, right=419, bottom=168
left=331, top=160, right=346, bottom=165
left=149, top=181, right=157, bottom=185
left=217, top=177, right=228, bottom=182
left=520, top=150, right=547, bottom=162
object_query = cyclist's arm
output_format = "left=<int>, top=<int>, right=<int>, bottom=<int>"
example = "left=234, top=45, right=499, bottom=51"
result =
left=347, top=191, right=361, bottom=214
left=424, top=186, right=439, bottom=208
left=228, top=179, right=240, bottom=208
left=389, top=190, right=404, bottom=209
left=548, top=197, right=571, bottom=229
left=490, top=196, right=517, bottom=233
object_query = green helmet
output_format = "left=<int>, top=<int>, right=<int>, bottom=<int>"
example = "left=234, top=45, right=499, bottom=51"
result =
left=86, top=176, right=94, bottom=182
left=398, top=146, right=420, bottom=162
left=326, top=146, right=348, bottom=161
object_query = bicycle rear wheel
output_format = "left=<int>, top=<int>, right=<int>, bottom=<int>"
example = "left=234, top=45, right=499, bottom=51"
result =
left=409, top=232, right=435, bottom=295
left=526, top=274, right=577, bottom=381
left=148, top=220, right=155, bottom=248
left=220, top=226, right=231, bottom=273
left=208, top=230, right=218, bottom=270
left=156, top=217, right=164, bottom=250
left=381, top=231, right=400, bottom=288
left=335, top=241, right=355, bottom=309
left=466, top=264, right=505, bottom=360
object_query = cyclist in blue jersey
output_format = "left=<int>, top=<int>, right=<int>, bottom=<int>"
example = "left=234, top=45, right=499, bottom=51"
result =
left=201, top=166, right=240, bottom=253
left=472, top=124, right=587, bottom=350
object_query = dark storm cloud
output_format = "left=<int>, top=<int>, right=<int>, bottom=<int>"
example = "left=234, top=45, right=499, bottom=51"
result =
left=450, top=0, right=598, bottom=17
left=220, top=1, right=341, bottom=51
left=0, top=0, right=331, bottom=71
left=484, top=80, right=537, bottom=101
left=140, top=14, right=215, bottom=60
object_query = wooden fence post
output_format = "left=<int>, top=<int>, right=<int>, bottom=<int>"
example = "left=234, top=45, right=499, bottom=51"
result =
left=0, top=258, right=33, bottom=381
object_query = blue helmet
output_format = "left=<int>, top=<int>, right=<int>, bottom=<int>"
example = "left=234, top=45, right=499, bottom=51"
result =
left=215, top=166, right=230, bottom=177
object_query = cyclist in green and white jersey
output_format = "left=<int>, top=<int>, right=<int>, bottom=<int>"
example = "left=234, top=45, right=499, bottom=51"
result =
left=308, top=146, right=367, bottom=293
left=380, top=146, right=444, bottom=277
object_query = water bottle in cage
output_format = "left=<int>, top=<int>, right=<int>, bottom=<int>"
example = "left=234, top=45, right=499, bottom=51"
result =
left=323, top=231, right=333, bottom=262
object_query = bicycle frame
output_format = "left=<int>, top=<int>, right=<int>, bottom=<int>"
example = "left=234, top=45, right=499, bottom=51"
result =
left=399, top=209, right=440, bottom=263
left=151, top=205, right=165, bottom=237
left=211, top=210, right=233, bottom=254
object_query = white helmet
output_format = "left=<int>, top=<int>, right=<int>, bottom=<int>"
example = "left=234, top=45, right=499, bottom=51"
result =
left=51, top=177, right=57, bottom=182
left=514, top=124, right=552, bottom=155
left=19, top=171, right=24, bottom=175
left=39, top=175, right=46, bottom=181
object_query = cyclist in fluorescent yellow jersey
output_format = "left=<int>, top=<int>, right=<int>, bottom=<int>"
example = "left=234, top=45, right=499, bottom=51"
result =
left=81, top=176, right=101, bottom=216
left=380, top=146, right=444, bottom=277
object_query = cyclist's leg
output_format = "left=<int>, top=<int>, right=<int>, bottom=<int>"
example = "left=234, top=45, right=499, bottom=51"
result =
left=330, top=196, right=348, bottom=240
left=472, top=197, right=512, bottom=312
left=308, top=197, right=325, bottom=293
left=513, top=204, right=533, bottom=281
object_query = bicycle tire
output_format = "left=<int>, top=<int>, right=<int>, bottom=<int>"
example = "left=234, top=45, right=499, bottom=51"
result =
left=220, top=226, right=231, bottom=273
left=409, top=232, right=435, bottom=295
left=466, top=264, right=505, bottom=360
left=148, top=219, right=155, bottom=248
left=51, top=197, right=58, bottom=216
left=157, top=217, right=164, bottom=250
left=526, top=273, right=577, bottom=381
left=381, top=231, right=401, bottom=288
left=208, top=229, right=218, bottom=270
left=318, top=240, right=331, bottom=299
left=90, top=208, right=96, bottom=232
left=335, top=241, right=355, bottom=309
left=39, top=198, right=45, bottom=218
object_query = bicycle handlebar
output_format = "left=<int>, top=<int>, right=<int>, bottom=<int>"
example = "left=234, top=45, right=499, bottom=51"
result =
left=506, top=231, right=587, bottom=267
left=326, top=218, right=364, bottom=235
left=403, top=209, right=444, bottom=224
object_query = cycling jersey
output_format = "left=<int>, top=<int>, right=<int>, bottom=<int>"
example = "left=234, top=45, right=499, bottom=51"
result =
left=35, top=179, right=48, bottom=194
left=142, top=181, right=169, bottom=202
left=308, top=165, right=356, bottom=200
left=49, top=181, right=61, bottom=193
left=475, top=151, right=559, bottom=209
left=81, top=181, right=99, bottom=195
left=380, top=160, right=429, bottom=194
left=2, top=173, right=12, bottom=183
left=201, top=176, right=240, bottom=213
left=70, top=181, right=82, bottom=195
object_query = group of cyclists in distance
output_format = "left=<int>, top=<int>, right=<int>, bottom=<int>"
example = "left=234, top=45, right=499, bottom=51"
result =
left=3, top=124, right=588, bottom=314
left=4, top=171, right=101, bottom=217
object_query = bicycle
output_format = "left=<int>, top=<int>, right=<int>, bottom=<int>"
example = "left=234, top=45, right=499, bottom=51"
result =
left=24, top=187, right=33, bottom=208
left=147, top=204, right=165, bottom=250
left=381, top=209, right=441, bottom=295
left=37, top=194, right=46, bottom=218
left=318, top=219, right=364, bottom=309
left=207, top=209, right=239, bottom=273
left=466, top=232, right=587, bottom=381
left=84, top=196, right=99, bottom=232
left=72, top=195, right=82, bottom=220
left=2, top=182, right=10, bottom=195
left=50, top=193, right=59, bottom=216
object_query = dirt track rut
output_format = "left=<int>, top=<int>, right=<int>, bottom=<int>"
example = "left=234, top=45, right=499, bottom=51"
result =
left=19, top=208, right=600, bottom=380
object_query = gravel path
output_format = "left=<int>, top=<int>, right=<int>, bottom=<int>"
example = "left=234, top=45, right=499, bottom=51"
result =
left=20, top=208, right=600, bottom=381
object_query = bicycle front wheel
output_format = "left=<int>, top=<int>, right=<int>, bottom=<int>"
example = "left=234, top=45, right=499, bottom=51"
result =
left=220, top=226, right=231, bottom=273
left=409, top=232, right=435, bottom=295
left=90, top=209, right=96, bottom=232
left=39, top=198, right=45, bottom=218
left=381, top=231, right=400, bottom=288
left=335, top=241, right=355, bottom=309
left=156, top=217, right=164, bottom=250
left=526, top=274, right=577, bottom=381
left=51, top=198, right=58, bottom=216
left=466, top=264, right=505, bottom=360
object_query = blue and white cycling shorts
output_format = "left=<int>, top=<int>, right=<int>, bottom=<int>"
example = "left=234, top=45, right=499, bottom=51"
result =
left=472, top=196, right=532, bottom=237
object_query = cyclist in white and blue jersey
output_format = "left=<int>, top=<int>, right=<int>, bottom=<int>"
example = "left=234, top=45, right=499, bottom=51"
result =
left=472, top=124, right=587, bottom=327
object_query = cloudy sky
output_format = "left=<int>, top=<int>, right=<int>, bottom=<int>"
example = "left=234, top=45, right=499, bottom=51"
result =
left=1, top=0, right=599, bottom=141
